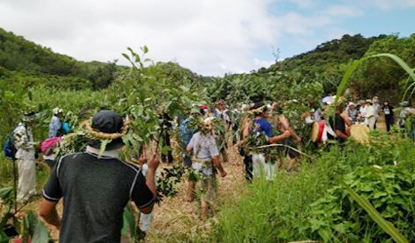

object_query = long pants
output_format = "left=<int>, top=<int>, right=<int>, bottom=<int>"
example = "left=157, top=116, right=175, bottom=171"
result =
left=252, top=154, right=277, bottom=181
left=161, top=132, right=173, bottom=164
left=385, top=117, right=393, bottom=132
left=243, top=155, right=253, bottom=182
left=16, top=159, right=37, bottom=202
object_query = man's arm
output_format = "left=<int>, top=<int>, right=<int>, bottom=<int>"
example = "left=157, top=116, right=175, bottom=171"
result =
left=212, top=155, right=227, bottom=177
left=39, top=199, right=61, bottom=230
left=341, top=111, right=353, bottom=126
left=139, top=155, right=159, bottom=214
left=241, top=118, right=251, bottom=141
left=335, top=130, right=349, bottom=140
left=268, top=117, right=292, bottom=143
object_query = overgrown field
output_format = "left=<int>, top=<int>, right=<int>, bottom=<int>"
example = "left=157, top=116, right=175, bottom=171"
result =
left=1, top=36, right=415, bottom=242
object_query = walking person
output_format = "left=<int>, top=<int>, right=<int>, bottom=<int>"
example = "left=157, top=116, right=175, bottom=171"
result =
left=372, top=96, right=381, bottom=129
left=213, top=99, right=230, bottom=163
left=49, top=108, right=63, bottom=138
left=365, top=99, right=376, bottom=130
left=186, top=117, right=227, bottom=219
left=382, top=102, right=394, bottom=132
left=241, top=102, right=292, bottom=180
left=39, top=110, right=159, bottom=243
left=14, top=111, right=38, bottom=203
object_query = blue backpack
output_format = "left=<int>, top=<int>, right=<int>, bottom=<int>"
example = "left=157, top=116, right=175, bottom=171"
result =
left=2, top=131, right=17, bottom=160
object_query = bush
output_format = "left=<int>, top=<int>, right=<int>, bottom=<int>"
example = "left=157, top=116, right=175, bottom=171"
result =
left=213, top=135, right=415, bottom=243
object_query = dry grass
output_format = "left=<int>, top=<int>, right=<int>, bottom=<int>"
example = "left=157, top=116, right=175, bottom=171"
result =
left=15, top=136, right=246, bottom=243
left=146, top=144, right=246, bottom=242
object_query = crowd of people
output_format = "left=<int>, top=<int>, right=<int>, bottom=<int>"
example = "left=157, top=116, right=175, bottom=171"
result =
left=4, top=95, right=415, bottom=242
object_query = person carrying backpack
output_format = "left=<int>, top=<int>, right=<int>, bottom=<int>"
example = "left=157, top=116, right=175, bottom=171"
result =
left=14, top=111, right=38, bottom=203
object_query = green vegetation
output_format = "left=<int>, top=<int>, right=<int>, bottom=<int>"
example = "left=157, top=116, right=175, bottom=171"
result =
left=215, top=135, right=415, bottom=243
left=1, top=27, right=415, bottom=242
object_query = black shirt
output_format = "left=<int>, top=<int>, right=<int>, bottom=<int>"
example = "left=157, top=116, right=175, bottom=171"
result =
left=42, top=152, right=155, bottom=243
left=329, top=114, right=347, bottom=142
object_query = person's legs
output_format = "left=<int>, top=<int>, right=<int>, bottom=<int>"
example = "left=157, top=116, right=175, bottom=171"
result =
left=386, top=117, right=392, bottom=132
left=17, top=159, right=37, bottom=202
left=186, top=170, right=197, bottom=202
left=243, top=155, right=253, bottom=181
left=368, top=117, right=376, bottom=130
left=201, top=176, right=216, bottom=219
left=220, top=148, right=228, bottom=163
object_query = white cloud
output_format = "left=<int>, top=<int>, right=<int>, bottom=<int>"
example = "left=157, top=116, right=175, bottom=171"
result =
left=365, top=0, right=415, bottom=10
left=0, top=0, right=280, bottom=76
left=288, top=0, right=314, bottom=8
left=0, top=0, right=412, bottom=76
left=274, top=12, right=332, bottom=36
left=323, top=5, right=364, bottom=18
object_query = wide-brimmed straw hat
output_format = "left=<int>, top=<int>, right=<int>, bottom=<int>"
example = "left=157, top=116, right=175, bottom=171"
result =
left=82, top=110, right=129, bottom=151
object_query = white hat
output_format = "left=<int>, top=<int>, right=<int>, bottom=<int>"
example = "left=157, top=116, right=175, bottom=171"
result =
left=53, top=107, right=63, bottom=115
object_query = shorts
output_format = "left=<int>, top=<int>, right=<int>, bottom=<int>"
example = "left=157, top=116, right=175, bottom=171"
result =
left=279, top=138, right=299, bottom=159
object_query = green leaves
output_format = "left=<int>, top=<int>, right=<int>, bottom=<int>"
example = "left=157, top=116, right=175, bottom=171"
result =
left=122, top=204, right=137, bottom=242
left=308, top=163, right=415, bottom=242
left=344, top=182, right=409, bottom=243
left=23, top=211, right=51, bottom=243
left=0, top=187, right=13, bottom=201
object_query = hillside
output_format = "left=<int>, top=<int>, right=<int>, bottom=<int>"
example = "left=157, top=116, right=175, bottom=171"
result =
left=255, top=33, right=415, bottom=101
left=0, top=28, right=124, bottom=90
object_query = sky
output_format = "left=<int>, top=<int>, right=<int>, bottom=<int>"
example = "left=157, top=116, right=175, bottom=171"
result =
left=0, top=0, right=414, bottom=76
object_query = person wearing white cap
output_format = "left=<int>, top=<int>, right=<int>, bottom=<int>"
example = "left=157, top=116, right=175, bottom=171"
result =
left=14, top=111, right=38, bottom=202
left=346, top=102, right=358, bottom=122
left=48, top=108, right=63, bottom=138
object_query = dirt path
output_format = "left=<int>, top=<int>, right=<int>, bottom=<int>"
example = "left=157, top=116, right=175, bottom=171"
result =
left=146, top=144, right=246, bottom=242
left=20, top=142, right=246, bottom=242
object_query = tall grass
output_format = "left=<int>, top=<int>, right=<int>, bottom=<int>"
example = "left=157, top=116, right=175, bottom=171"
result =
left=213, top=136, right=415, bottom=242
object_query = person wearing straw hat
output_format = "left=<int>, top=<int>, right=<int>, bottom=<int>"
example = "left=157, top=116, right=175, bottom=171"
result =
left=39, top=110, right=159, bottom=243
left=240, top=102, right=293, bottom=180
left=14, top=111, right=38, bottom=203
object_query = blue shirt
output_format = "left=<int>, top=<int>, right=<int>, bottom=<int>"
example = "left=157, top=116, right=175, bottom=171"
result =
left=48, top=116, right=61, bottom=138
left=254, top=118, right=273, bottom=137
left=179, top=118, right=194, bottom=146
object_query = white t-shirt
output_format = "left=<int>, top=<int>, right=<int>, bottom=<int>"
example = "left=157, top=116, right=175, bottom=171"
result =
left=188, top=132, right=219, bottom=159
left=366, top=105, right=375, bottom=118
left=373, top=103, right=380, bottom=119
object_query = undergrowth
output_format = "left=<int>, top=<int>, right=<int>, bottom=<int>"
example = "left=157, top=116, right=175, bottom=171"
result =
left=213, top=133, right=415, bottom=242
